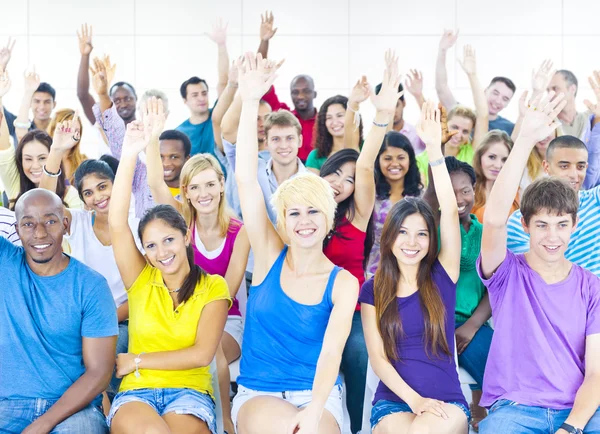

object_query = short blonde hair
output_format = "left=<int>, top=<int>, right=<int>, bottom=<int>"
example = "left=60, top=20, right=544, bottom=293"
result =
left=448, top=105, right=477, bottom=127
left=270, top=173, right=337, bottom=240
left=179, top=154, right=231, bottom=237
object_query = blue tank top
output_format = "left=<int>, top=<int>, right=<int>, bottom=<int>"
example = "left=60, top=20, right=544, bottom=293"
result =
left=238, top=246, right=343, bottom=392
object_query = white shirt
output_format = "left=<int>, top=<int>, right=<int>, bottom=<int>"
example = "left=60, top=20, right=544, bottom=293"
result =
left=0, top=207, right=20, bottom=246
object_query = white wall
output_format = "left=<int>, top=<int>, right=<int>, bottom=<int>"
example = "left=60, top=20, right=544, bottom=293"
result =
left=1, top=0, right=599, bottom=156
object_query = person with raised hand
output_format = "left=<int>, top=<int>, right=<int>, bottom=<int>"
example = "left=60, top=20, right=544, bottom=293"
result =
left=0, top=37, right=19, bottom=145
left=478, top=91, right=600, bottom=433
left=106, top=101, right=230, bottom=434
left=360, top=100, right=468, bottom=434
left=232, top=51, right=358, bottom=434
left=76, top=23, right=98, bottom=125
left=146, top=94, right=250, bottom=434
left=405, top=69, right=426, bottom=110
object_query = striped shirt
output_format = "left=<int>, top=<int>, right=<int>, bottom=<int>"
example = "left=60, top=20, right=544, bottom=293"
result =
left=506, top=185, right=600, bottom=277
left=0, top=207, right=21, bottom=246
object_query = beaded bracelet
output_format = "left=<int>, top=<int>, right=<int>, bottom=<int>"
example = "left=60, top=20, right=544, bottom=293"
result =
left=372, top=120, right=389, bottom=128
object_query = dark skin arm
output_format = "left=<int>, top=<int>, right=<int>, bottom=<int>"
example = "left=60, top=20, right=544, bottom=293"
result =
left=257, top=11, right=277, bottom=58
left=76, top=24, right=96, bottom=124
left=22, top=336, right=116, bottom=433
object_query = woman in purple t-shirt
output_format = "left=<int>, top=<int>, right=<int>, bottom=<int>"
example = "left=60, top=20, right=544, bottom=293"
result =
left=359, top=101, right=469, bottom=433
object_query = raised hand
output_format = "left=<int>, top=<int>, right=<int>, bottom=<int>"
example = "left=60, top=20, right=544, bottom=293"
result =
left=260, top=11, right=278, bottom=41
left=0, top=69, right=11, bottom=98
left=206, top=18, right=228, bottom=46
left=0, top=37, right=16, bottom=71
left=406, top=69, right=424, bottom=97
left=440, top=103, right=458, bottom=145
left=517, top=90, right=529, bottom=118
left=143, top=96, right=166, bottom=142
left=519, top=91, right=566, bottom=143
left=236, top=52, right=279, bottom=102
left=23, top=67, right=40, bottom=93
left=102, top=54, right=116, bottom=85
left=52, top=111, right=81, bottom=153
left=531, top=59, right=555, bottom=94
left=439, top=29, right=459, bottom=51
left=371, top=50, right=403, bottom=114
left=77, top=24, right=93, bottom=56
left=584, top=70, right=600, bottom=118
left=228, top=60, right=239, bottom=86
left=89, top=57, right=108, bottom=96
left=417, top=101, right=442, bottom=150
left=122, top=120, right=148, bottom=156
left=349, top=76, right=370, bottom=106
left=458, top=45, right=477, bottom=76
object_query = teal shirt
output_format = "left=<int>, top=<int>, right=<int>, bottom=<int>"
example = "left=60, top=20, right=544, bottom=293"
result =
left=305, top=149, right=328, bottom=172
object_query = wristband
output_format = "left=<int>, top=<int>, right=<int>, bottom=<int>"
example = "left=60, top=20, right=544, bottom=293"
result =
left=42, top=165, right=62, bottom=178
left=429, top=157, right=445, bottom=167
left=13, top=120, right=32, bottom=129
left=372, top=119, right=389, bottom=128
left=134, top=352, right=145, bottom=378
left=560, top=423, right=583, bottom=434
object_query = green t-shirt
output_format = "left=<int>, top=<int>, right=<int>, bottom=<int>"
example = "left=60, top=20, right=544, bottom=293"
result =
left=305, top=149, right=328, bottom=172
left=417, top=144, right=475, bottom=186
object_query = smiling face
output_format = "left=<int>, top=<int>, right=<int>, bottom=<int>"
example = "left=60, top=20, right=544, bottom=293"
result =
left=160, top=139, right=188, bottom=186
left=290, top=77, right=316, bottom=113
left=16, top=192, right=67, bottom=265
left=80, top=174, right=113, bottom=214
left=322, top=161, right=356, bottom=204
left=184, top=169, right=223, bottom=216
left=21, top=140, right=49, bottom=185
left=449, top=171, right=475, bottom=222
left=392, top=212, right=430, bottom=266
left=379, top=146, right=410, bottom=182
left=447, top=115, right=474, bottom=148
left=184, top=82, right=209, bottom=116
left=31, top=91, right=56, bottom=122
left=325, top=103, right=346, bottom=138
left=523, top=211, right=576, bottom=263
left=480, top=142, right=510, bottom=182
left=486, top=81, right=514, bottom=116
left=266, top=125, right=301, bottom=166
left=284, top=204, right=328, bottom=249
left=141, top=219, right=190, bottom=275
left=543, top=147, right=588, bottom=192
left=111, top=86, right=137, bottom=121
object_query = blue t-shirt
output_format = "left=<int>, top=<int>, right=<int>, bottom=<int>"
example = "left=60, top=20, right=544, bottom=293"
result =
left=507, top=185, right=600, bottom=277
left=0, top=237, right=118, bottom=404
left=489, top=116, right=514, bottom=135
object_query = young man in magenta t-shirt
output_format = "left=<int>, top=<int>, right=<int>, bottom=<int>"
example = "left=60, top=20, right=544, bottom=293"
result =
left=478, top=92, right=600, bottom=434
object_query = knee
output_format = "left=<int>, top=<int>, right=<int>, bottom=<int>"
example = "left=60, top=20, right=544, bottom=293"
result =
left=373, top=416, right=397, bottom=434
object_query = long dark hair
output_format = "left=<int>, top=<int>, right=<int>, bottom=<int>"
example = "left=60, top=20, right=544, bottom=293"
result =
left=374, top=197, right=450, bottom=361
left=74, top=159, right=115, bottom=201
left=138, top=205, right=206, bottom=304
left=375, top=131, right=422, bottom=199
left=314, top=95, right=363, bottom=158
left=320, top=149, right=374, bottom=269
left=13, top=130, right=67, bottom=208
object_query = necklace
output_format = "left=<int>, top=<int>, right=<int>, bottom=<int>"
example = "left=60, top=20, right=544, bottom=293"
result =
left=167, top=287, right=181, bottom=294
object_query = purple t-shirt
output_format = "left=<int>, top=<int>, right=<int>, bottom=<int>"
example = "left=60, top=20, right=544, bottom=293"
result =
left=477, top=250, right=600, bottom=409
left=359, top=261, right=465, bottom=407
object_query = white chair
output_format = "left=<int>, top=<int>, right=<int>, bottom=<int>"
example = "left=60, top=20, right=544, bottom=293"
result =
left=210, top=357, right=225, bottom=434
left=228, top=279, right=247, bottom=384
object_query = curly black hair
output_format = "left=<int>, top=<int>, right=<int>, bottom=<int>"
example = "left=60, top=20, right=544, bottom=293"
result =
left=314, top=95, right=363, bottom=159
left=375, top=131, right=423, bottom=199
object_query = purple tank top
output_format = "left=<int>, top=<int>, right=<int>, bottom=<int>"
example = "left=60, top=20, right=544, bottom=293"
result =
left=192, top=218, right=243, bottom=317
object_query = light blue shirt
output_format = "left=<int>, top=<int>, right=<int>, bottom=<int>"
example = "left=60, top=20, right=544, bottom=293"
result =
left=507, top=185, right=600, bottom=277
left=0, top=237, right=118, bottom=405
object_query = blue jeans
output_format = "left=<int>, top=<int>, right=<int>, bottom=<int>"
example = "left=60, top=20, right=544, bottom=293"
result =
left=455, top=322, right=493, bottom=391
left=370, top=399, right=471, bottom=429
left=0, top=399, right=107, bottom=434
left=107, top=321, right=129, bottom=401
left=341, top=311, right=368, bottom=434
left=480, top=400, right=600, bottom=433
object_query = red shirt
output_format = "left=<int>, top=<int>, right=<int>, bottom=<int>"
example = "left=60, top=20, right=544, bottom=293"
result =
left=262, top=86, right=317, bottom=162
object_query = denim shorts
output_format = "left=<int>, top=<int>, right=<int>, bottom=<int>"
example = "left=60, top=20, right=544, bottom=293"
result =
left=231, top=384, right=344, bottom=429
left=371, top=399, right=471, bottom=428
left=107, top=388, right=216, bottom=433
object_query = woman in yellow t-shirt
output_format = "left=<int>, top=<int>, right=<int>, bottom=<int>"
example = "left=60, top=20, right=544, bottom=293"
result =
left=107, top=103, right=230, bottom=434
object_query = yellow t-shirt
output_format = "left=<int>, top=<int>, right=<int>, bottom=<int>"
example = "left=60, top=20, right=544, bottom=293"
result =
left=168, top=186, right=181, bottom=199
left=119, top=264, right=231, bottom=396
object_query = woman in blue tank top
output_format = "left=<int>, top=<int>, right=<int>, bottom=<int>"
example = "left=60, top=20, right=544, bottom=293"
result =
left=231, top=52, right=360, bottom=434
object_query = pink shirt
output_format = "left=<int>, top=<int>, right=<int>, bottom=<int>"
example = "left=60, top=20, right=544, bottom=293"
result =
left=398, top=121, right=426, bottom=155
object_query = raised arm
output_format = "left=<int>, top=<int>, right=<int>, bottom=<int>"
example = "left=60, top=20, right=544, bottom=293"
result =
left=206, top=19, right=230, bottom=97
left=76, top=24, right=96, bottom=124
left=0, top=70, right=11, bottom=150
left=235, top=52, right=282, bottom=276
left=458, top=45, right=488, bottom=148
left=221, top=93, right=243, bottom=144
left=481, top=92, right=565, bottom=278
left=257, top=11, right=277, bottom=59
left=14, top=69, right=40, bottom=142
left=108, top=120, right=155, bottom=288
left=223, top=225, right=250, bottom=298
left=416, top=101, right=460, bottom=282
left=435, top=29, right=459, bottom=110
left=583, top=71, right=600, bottom=189
left=344, top=76, right=369, bottom=153
left=353, top=50, right=404, bottom=231
left=211, top=61, right=238, bottom=153
left=90, top=57, right=112, bottom=114
left=0, top=37, right=15, bottom=74
left=406, top=69, right=426, bottom=109
left=290, top=271, right=359, bottom=433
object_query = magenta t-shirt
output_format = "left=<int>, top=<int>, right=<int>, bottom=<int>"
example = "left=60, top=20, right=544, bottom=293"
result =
left=359, top=261, right=466, bottom=407
left=477, top=250, right=600, bottom=409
